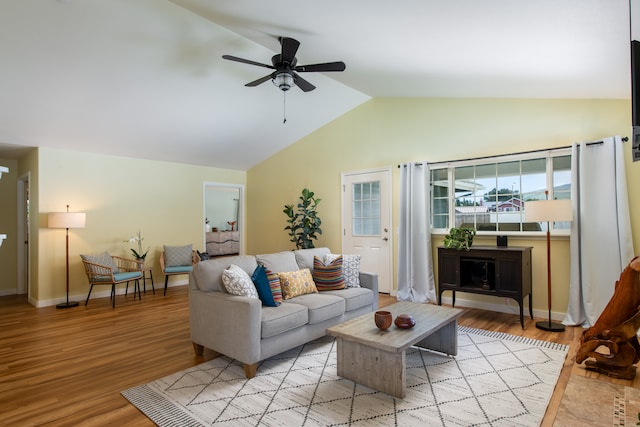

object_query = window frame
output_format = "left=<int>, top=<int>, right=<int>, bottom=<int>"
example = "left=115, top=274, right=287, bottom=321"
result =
left=429, top=148, right=572, bottom=237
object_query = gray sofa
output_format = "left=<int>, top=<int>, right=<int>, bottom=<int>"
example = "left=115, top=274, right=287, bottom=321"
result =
left=189, top=247, right=379, bottom=378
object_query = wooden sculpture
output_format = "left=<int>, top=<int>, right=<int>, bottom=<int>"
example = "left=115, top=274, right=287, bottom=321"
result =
left=575, top=256, right=640, bottom=380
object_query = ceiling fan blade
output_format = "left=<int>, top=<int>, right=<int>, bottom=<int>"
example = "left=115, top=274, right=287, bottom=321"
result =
left=295, top=61, right=346, bottom=73
left=292, top=72, right=316, bottom=92
left=245, top=73, right=275, bottom=87
left=279, top=37, right=300, bottom=64
left=222, top=55, right=275, bottom=70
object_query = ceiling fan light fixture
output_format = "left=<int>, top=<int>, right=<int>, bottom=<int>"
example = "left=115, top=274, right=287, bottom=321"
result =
left=273, top=72, right=295, bottom=91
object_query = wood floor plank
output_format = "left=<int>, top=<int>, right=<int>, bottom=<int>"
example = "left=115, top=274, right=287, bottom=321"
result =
left=0, top=288, right=633, bottom=426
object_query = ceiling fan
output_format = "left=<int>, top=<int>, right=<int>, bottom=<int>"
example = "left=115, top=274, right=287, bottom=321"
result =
left=222, top=36, right=346, bottom=92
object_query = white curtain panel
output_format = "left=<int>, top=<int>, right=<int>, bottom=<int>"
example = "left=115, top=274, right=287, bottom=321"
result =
left=564, top=136, right=634, bottom=327
left=397, top=162, right=436, bottom=303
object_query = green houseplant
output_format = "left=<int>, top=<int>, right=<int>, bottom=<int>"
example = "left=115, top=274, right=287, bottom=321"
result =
left=125, top=230, right=149, bottom=260
left=443, top=227, right=476, bottom=251
left=283, top=188, right=322, bottom=249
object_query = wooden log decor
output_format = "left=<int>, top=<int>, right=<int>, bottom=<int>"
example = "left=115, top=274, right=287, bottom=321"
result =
left=575, top=256, right=640, bottom=380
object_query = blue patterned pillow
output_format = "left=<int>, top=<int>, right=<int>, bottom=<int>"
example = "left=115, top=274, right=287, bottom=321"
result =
left=325, top=254, right=361, bottom=288
left=164, top=244, right=192, bottom=267
left=81, top=251, right=119, bottom=274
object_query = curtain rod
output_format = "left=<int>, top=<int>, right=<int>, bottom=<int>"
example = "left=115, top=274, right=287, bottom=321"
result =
left=397, top=136, right=628, bottom=168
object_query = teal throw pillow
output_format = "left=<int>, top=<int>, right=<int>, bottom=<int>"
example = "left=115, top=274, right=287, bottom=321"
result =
left=251, top=265, right=279, bottom=307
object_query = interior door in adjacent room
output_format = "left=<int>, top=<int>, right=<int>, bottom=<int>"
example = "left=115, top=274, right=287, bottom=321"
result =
left=342, top=168, right=392, bottom=294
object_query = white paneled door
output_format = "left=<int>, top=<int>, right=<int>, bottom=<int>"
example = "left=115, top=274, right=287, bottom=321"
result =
left=342, top=168, right=392, bottom=293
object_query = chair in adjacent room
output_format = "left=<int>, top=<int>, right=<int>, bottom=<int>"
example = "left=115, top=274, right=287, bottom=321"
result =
left=80, top=251, right=144, bottom=308
left=160, top=244, right=198, bottom=295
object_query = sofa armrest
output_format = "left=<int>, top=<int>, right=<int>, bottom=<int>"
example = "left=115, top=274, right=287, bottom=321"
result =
left=359, top=271, right=379, bottom=310
left=189, top=288, right=263, bottom=365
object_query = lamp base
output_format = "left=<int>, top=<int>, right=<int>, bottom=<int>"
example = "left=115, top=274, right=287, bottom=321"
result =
left=535, top=320, right=565, bottom=332
left=56, top=301, right=79, bottom=309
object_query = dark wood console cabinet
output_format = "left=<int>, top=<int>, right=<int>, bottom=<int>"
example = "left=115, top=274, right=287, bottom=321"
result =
left=437, top=246, right=533, bottom=328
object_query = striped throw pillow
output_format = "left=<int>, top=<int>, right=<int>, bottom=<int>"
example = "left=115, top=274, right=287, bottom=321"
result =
left=265, top=268, right=282, bottom=304
left=312, top=255, right=345, bottom=291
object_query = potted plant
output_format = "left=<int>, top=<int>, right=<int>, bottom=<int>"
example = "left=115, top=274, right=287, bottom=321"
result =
left=125, top=230, right=149, bottom=262
left=283, top=188, right=322, bottom=249
left=443, top=227, right=476, bottom=250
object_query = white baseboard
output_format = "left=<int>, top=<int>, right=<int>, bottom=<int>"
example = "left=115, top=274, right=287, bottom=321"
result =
left=33, top=279, right=189, bottom=308
left=382, top=291, right=566, bottom=322
left=438, top=295, right=566, bottom=322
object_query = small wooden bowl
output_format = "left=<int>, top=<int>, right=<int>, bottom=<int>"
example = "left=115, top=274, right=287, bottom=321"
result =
left=394, top=314, right=416, bottom=329
left=374, top=310, right=393, bottom=330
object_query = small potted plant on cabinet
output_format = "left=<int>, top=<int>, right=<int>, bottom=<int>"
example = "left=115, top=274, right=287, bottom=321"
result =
left=443, top=227, right=476, bottom=251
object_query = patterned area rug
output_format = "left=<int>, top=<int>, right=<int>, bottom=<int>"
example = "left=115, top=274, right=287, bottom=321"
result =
left=122, top=326, right=568, bottom=426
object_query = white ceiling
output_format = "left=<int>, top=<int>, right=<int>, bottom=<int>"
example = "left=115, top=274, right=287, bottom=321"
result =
left=0, top=0, right=634, bottom=169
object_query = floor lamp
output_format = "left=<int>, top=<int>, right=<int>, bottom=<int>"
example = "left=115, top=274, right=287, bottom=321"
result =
left=524, top=191, right=573, bottom=332
left=48, top=205, right=86, bottom=309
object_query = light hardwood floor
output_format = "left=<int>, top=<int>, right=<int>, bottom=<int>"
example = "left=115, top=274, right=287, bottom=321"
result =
left=0, top=288, right=634, bottom=426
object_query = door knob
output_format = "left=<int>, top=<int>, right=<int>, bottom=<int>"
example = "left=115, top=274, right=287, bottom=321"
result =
left=383, top=237, right=389, bottom=241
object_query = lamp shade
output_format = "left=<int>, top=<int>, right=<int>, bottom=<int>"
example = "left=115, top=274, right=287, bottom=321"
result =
left=48, top=212, right=86, bottom=229
left=524, top=199, right=573, bottom=223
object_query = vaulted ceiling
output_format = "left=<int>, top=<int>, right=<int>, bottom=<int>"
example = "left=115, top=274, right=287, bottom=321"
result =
left=0, top=0, right=634, bottom=170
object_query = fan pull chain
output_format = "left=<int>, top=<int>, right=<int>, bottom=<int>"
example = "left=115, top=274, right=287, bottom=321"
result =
left=283, top=91, right=287, bottom=124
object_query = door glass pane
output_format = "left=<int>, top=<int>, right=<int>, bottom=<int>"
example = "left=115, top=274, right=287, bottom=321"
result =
left=352, top=181, right=381, bottom=236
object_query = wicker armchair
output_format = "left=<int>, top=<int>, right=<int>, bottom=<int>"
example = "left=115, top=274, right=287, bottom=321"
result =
left=160, top=248, right=199, bottom=295
left=81, top=254, right=144, bottom=308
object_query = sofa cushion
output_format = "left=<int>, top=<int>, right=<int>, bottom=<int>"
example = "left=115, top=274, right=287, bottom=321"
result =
left=222, top=264, right=259, bottom=298
left=320, top=287, right=373, bottom=312
left=287, top=293, right=345, bottom=324
left=256, top=251, right=299, bottom=273
left=278, top=269, right=318, bottom=299
left=192, top=255, right=257, bottom=292
left=251, top=265, right=278, bottom=307
left=164, top=244, right=193, bottom=267
left=325, top=253, right=361, bottom=288
left=261, top=302, right=308, bottom=339
left=81, top=251, right=119, bottom=274
left=265, top=268, right=283, bottom=304
left=294, top=247, right=331, bottom=270
left=312, top=256, right=345, bottom=291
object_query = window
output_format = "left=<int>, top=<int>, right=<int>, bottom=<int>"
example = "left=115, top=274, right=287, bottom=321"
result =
left=352, top=181, right=381, bottom=236
left=430, top=150, right=571, bottom=234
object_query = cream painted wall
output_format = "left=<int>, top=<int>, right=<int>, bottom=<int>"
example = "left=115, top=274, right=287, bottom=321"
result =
left=0, top=158, right=18, bottom=295
left=247, top=97, right=638, bottom=319
left=35, top=148, right=246, bottom=307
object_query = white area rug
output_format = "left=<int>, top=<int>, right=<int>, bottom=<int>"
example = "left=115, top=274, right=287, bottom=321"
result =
left=122, top=327, right=568, bottom=426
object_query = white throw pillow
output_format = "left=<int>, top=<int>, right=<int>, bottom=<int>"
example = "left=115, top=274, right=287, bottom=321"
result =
left=325, top=254, right=361, bottom=288
left=222, top=264, right=259, bottom=298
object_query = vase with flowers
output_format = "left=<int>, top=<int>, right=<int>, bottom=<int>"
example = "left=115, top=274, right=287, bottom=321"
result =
left=125, top=231, right=149, bottom=268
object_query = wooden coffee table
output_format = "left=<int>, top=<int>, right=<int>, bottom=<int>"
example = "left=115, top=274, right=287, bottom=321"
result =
left=326, top=301, right=464, bottom=398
